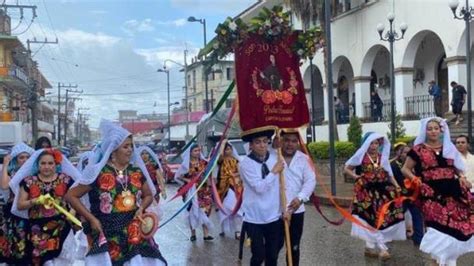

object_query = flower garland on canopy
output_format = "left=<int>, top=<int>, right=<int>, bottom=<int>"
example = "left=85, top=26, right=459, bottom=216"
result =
left=204, top=6, right=323, bottom=61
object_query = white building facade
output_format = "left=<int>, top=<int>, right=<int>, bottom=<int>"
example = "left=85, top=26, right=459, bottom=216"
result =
left=295, top=0, right=474, bottom=140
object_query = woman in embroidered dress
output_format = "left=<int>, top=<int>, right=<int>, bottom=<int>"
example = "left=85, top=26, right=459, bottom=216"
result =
left=0, top=142, right=34, bottom=264
left=65, top=120, right=167, bottom=266
left=10, top=148, right=79, bottom=266
left=175, top=144, right=214, bottom=241
left=215, top=141, right=243, bottom=239
left=138, top=146, right=167, bottom=203
left=402, top=117, right=473, bottom=265
left=344, top=132, right=405, bottom=260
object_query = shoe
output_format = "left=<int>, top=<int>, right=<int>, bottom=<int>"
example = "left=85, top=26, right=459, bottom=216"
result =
left=235, top=231, right=241, bottom=240
left=203, top=236, right=214, bottom=241
left=364, top=248, right=378, bottom=258
left=190, top=235, right=196, bottom=242
left=219, top=232, right=225, bottom=237
left=379, top=250, right=391, bottom=261
left=455, top=120, right=460, bottom=125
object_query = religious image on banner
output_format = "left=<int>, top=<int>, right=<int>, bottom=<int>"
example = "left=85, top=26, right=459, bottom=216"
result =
left=206, top=6, right=322, bottom=137
left=235, top=32, right=309, bottom=135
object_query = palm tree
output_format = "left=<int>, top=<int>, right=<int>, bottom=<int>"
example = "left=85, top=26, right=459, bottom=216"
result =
left=284, top=0, right=339, bottom=141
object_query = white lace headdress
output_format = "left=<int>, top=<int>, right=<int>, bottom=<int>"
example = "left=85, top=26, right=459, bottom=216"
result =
left=414, top=117, right=465, bottom=172
left=9, top=149, right=81, bottom=218
left=345, top=132, right=394, bottom=177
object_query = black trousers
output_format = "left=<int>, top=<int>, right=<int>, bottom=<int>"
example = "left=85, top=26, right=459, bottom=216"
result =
left=244, top=219, right=283, bottom=266
left=278, top=212, right=304, bottom=266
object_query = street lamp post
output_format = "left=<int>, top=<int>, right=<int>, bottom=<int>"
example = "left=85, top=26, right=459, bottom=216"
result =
left=188, top=16, right=209, bottom=113
left=158, top=68, right=171, bottom=153
left=377, top=13, right=408, bottom=144
left=449, top=0, right=473, bottom=145
left=163, top=56, right=189, bottom=142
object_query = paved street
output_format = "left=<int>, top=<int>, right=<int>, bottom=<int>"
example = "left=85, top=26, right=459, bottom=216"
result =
left=149, top=184, right=474, bottom=266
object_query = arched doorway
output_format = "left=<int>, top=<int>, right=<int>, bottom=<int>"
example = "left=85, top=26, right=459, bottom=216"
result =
left=403, top=30, right=447, bottom=118
left=303, top=64, right=324, bottom=124
left=333, top=56, right=354, bottom=123
left=437, top=54, right=449, bottom=114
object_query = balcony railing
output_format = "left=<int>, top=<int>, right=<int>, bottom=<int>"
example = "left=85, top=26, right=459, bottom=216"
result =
left=363, top=99, right=391, bottom=122
left=8, top=65, right=29, bottom=85
left=405, top=95, right=434, bottom=119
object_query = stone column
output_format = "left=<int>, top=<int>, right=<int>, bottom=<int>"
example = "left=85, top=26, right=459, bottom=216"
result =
left=353, top=76, right=371, bottom=118
left=394, top=67, right=414, bottom=116
left=323, top=84, right=329, bottom=121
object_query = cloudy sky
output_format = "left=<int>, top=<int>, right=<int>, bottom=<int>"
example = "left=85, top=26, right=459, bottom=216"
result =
left=6, top=0, right=256, bottom=128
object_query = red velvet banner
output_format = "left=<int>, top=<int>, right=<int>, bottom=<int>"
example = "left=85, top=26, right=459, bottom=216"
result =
left=235, top=33, right=310, bottom=135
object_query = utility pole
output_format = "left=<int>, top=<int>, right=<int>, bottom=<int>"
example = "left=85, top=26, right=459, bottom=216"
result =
left=57, top=83, right=77, bottom=146
left=64, top=88, right=81, bottom=146
left=26, top=38, right=58, bottom=141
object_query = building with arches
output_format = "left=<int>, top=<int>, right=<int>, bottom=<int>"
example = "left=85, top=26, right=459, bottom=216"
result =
left=294, top=0, right=473, bottom=140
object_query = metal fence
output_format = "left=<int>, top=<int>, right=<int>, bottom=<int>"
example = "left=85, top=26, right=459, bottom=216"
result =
left=362, top=99, right=392, bottom=122
left=404, top=95, right=435, bottom=119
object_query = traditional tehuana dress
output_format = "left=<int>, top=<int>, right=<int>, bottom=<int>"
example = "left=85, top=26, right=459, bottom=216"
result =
left=346, top=133, right=406, bottom=251
left=216, top=145, right=243, bottom=237
left=0, top=143, right=33, bottom=264
left=408, top=117, right=473, bottom=265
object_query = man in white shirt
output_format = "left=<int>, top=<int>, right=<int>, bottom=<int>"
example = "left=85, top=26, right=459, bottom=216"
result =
left=455, top=135, right=474, bottom=193
left=239, top=130, right=284, bottom=266
left=277, top=131, right=316, bottom=266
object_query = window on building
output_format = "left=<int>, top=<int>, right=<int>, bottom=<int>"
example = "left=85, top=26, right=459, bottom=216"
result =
left=226, top=67, right=233, bottom=80
left=187, top=74, right=191, bottom=90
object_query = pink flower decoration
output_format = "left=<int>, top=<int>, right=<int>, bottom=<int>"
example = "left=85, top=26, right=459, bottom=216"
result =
left=100, top=192, right=112, bottom=214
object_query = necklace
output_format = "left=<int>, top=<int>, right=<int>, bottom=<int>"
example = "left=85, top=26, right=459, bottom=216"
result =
left=111, top=163, right=135, bottom=209
left=425, top=143, right=442, bottom=156
left=367, top=153, right=379, bottom=168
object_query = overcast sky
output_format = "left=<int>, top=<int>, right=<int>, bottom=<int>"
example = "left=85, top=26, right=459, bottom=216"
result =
left=7, top=0, right=256, bottom=128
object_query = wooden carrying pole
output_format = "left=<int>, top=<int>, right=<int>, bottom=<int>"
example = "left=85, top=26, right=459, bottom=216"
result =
left=276, top=129, right=293, bottom=266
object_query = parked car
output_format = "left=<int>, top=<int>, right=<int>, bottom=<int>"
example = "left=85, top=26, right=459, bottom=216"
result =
left=162, top=154, right=182, bottom=183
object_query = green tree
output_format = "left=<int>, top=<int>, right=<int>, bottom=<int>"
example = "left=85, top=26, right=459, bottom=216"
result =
left=387, top=113, right=406, bottom=142
left=347, top=116, right=362, bottom=148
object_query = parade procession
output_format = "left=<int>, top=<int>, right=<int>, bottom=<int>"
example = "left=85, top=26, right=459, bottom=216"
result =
left=0, top=0, right=474, bottom=265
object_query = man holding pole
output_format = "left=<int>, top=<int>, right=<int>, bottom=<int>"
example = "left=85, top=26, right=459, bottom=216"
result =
left=277, top=130, right=316, bottom=266
left=239, top=129, right=284, bottom=266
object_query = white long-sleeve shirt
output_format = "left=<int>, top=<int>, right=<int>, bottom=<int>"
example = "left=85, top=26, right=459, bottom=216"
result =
left=239, top=152, right=281, bottom=224
left=460, top=152, right=474, bottom=193
left=283, top=150, right=316, bottom=214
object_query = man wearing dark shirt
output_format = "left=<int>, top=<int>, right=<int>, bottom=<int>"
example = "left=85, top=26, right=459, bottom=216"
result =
left=450, top=81, right=467, bottom=124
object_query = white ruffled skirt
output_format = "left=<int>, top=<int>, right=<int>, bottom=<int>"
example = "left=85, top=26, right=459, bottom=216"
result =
left=351, top=215, right=406, bottom=250
left=187, top=186, right=213, bottom=230
left=420, top=227, right=474, bottom=266
left=84, top=253, right=166, bottom=266
left=217, top=189, right=243, bottom=236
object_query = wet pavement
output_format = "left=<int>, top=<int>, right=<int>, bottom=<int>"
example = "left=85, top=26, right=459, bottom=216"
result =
left=75, top=183, right=474, bottom=266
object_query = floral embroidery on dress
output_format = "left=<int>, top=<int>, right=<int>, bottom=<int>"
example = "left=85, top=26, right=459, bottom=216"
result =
left=86, top=165, right=166, bottom=266
left=351, top=154, right=404, bottom=229
left=20, top=173, right=73, bottom=265
left=409, top=144, right=474, bottom=239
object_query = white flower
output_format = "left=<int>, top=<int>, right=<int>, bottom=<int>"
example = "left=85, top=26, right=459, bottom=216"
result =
left=229, top=21, right=237, bottom=31
left=297, top=49, right=304, bottom=55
